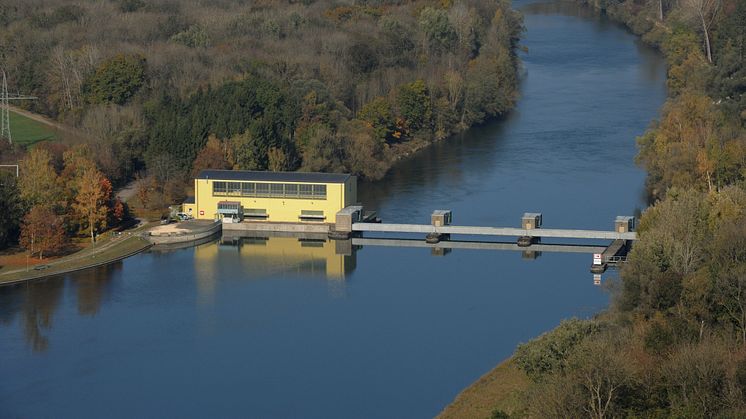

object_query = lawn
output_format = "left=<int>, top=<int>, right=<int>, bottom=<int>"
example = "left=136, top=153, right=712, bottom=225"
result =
left=7, top=110, right=56, bottom=145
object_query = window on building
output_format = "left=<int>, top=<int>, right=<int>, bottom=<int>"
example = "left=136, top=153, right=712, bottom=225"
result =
left=256, top=183, right=270, bottom=196
left=299, top=184, right=313, bottom=198
left=312, top=184, right=327, bottom=198
left=227, top=182, right=241, bottom=195
left=242, top=182, right=255, bottom=196
left=213, top=181, right=227, bottom=194
left=270, top=183, right=284, bottom=197
left=211, top=180, right=328, bottom=200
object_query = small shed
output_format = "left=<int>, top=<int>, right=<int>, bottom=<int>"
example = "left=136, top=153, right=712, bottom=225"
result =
left=522, top=213, right=542, bottom=229
left=431, top=210, right=452, bottom=227
left=335, top=206, right=363, bottom=232
left=615, top=216, right=636, bottom=233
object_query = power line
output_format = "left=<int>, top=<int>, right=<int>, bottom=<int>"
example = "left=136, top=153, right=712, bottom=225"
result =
left=1, top=69, right=38, bottom=145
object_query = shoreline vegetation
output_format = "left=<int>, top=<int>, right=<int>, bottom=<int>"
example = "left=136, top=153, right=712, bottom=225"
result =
left=444, top=0, right=746, bottom=417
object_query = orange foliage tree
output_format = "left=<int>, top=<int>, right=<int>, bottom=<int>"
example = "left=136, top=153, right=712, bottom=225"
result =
left=73, top=167, right=112, bottom=244
left=191, top=135, right=231, bottom=177
left=20, top=206, right=67, bottom=260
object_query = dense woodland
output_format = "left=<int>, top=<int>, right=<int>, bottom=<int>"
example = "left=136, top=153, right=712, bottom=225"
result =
left=0, top=0, right=521, bottom=182
left=499, top=0, right=746, bottom=417
left=0, top=0, right=522, bottom=251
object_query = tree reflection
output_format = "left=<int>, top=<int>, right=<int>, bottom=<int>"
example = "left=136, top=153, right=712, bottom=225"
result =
left=21, top=278, right=64, bottom=352
left=75, top=263, right=120, bottom=316
left=0, top=263, right=121, bottom=353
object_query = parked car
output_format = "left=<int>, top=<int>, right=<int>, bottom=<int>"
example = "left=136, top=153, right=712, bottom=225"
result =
left=176, top=212, right=192, bottom=221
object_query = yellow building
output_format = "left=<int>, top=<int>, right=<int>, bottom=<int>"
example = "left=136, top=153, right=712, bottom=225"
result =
left=186, top=169, right=357, bottom=224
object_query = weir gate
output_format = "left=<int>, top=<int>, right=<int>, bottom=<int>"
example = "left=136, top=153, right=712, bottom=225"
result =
left=330, top=208, right=637, bottom=274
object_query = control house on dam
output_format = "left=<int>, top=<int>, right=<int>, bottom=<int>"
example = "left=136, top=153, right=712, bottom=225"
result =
left=184, top=170, right=357, bottom=224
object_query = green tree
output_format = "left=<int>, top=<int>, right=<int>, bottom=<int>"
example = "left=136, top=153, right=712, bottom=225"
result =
left=396, top=80, right=431, bottom=135
left=0, top=172, right=24, bottom=248
left=85, top=54, right=146, bottom=105
left=359, top=97, right=397, bottom=143
left=170, top=25, right=210, bottom=48
left=419, top=7, right=457, bottom=53
left=514, top=319, right=604, bottom=380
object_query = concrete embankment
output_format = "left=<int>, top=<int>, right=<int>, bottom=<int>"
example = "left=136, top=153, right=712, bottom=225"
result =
left=146, top=220, right=223, bottom=245
left=222, top=221, right=331, bottom=234
left=0, top=235, right=152, bottom=286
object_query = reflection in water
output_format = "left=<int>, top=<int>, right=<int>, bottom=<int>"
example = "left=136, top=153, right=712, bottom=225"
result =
left=0, top=263, right=121, bottom=352
left=192, top=233, right=358, bottom=302
left=0, top=279, right=65, bottom=352
left=75, top=263, right=121, bottom=316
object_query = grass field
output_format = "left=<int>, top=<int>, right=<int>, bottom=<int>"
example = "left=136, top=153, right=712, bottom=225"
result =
left=8, top=110, right=56, bottom=145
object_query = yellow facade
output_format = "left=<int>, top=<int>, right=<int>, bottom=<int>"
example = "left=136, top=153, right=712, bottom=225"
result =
left=189, top=170, right=357, bottom=224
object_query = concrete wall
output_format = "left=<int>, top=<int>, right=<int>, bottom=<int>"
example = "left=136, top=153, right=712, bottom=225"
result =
left=191, top=177, right=356, bottom=224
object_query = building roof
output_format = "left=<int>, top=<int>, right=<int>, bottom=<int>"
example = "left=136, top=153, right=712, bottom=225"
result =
left=196, top=169, right=352, bottom=184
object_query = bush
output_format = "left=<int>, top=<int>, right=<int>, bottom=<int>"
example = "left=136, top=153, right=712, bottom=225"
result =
left=514, top=319, right=604, bottom=380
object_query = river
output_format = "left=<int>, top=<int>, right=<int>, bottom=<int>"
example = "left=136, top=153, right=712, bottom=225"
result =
left=0, top=2, right=666, bottom=418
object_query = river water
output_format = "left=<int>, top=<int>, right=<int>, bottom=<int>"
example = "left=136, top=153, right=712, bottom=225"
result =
left=0, top=2, right=666, bottom=418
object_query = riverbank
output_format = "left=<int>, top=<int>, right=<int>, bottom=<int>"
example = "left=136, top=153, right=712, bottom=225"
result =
left=0, top=228, right=152, bottom=286
left=437, top=358, right=529, bottom=419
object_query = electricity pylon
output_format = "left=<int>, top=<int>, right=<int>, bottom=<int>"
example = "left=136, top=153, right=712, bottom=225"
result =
left=1, top=69, right=38, bottom=144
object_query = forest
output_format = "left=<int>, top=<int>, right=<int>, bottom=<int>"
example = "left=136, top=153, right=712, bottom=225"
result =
left=0, top=0, right=522, bottom=252
left=494, top=0, right=746, bottom=417
left=0, top=0, right=522, bottom=182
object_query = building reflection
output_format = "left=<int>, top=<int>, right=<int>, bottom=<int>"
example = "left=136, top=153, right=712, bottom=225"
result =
left=193, top=233, right=358, bottom=301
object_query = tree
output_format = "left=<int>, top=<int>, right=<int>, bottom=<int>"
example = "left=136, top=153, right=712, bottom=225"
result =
left=0, top=172, right=24, bottom=249
left=85, top=54, right=146, bottom=105
left=396, top=80, right=431, bottom=135
left=419, top=7, right=458, bottom=54
left=18, top=148, right=62, bottom=208
left=267, top=147, right=289, bottom=172
left=72, top=168, right=111, bottom=244
left=682, top=0, right=721, bottom=63
left=191, top=135, right=230, bottom=177
left=231, top=130, right=267, bottom=170
left=19, top=206, right=66, bottom=260
left=359, top=97, right=397, bottom=143
left=568, top=338, right=634, bottom=419
left=170, top=25, right=210, bottom=48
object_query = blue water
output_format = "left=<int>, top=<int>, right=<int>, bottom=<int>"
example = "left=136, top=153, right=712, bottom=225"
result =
left=0, top=2, right=666, bottom=418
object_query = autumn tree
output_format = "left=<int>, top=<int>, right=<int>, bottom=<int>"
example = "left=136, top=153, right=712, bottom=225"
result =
left=191, top=135, right=231, bottom=177
left=19, top=206, right=67, bottom=260
left=72, top=167, right=112, bottom=244
left=18, top=148, right=62, bottom=209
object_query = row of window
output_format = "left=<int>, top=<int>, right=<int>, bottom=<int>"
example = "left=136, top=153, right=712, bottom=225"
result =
left=212, top=181, right=327, bottom=199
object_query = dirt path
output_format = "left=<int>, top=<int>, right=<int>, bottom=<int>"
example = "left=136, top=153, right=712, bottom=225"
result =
left=8, top=105, right=77, bottom=135
left=116, top=180, right=138, bottom=202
